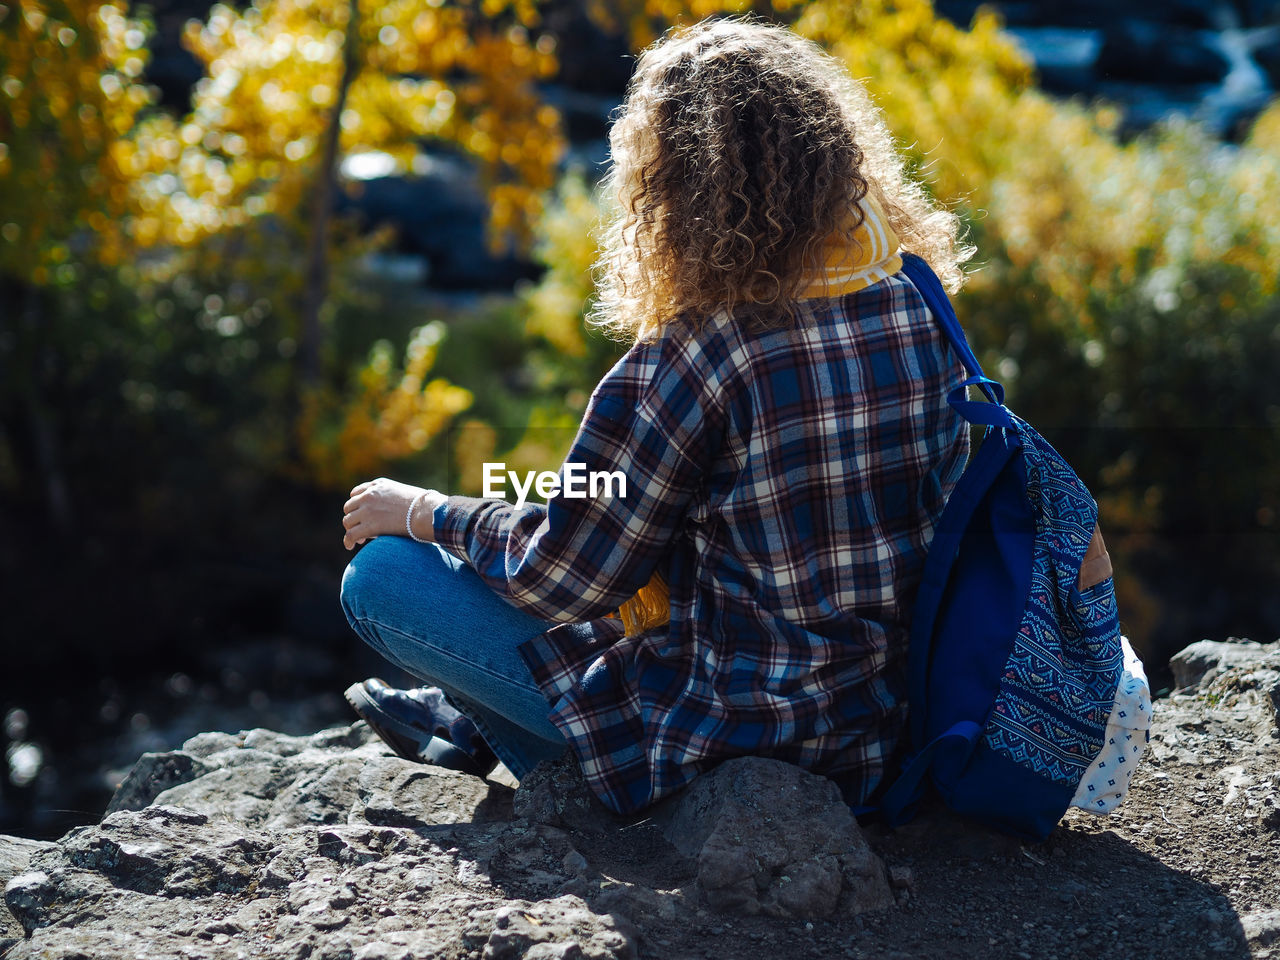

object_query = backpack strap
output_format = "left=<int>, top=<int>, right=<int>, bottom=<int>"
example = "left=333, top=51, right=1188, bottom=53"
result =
left=899, top=253, right=1015, bottom=429
left=874, top=255, right=1021, bottom=826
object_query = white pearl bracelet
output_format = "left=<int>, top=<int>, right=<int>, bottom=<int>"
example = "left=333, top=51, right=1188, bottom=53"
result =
left=405, top=493, right=430, bottom=544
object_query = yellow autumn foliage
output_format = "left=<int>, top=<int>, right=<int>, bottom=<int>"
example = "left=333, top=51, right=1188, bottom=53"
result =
left=123, top=0, right=563, bottom=252
left=522, top=0, right=1280, bottom=343
left=301, top=321, right=473, bottom=489
left=780, top=0, right=1280, bottom=320
left=522, top=172, right=604, bottom=358
left=1246, top=97, right=1280, bottom=155
left=0, top=0, right=152, bottom=281
left=583, top=0, right=758, bottom=50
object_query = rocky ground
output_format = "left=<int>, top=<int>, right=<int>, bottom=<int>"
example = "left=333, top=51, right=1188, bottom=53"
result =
left=2, top=638, right=1278, bottom=960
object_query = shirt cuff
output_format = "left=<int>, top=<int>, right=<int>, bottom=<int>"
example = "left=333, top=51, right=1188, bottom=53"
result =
left=431, top=495, right=487, bottom=559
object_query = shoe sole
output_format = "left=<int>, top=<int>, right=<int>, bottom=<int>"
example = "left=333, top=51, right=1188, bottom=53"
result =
left=344, top=681, right=493, bottom=777
left=344, top=681, right=431, bottom=762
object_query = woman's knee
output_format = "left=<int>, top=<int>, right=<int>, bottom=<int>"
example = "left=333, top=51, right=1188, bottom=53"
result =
left=340, top=536, right=446, bottom=629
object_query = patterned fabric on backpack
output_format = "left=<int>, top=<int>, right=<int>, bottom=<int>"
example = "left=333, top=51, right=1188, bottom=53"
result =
left=983, top=417, right=1122, bottom=784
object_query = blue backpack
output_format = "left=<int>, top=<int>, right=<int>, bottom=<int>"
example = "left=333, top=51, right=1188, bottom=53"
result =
left=880, top=253, right=1135, bottom=840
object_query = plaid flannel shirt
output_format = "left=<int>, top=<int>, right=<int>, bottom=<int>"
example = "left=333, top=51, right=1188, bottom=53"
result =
left=432, top=271, right=968, bottom=814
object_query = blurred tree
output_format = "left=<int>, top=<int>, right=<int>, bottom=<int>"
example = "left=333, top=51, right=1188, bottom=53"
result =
left=0, top=0, right=154, bottom=531
left=124, top=0, right=564, bottom=378
left=582, top=0, right=759, bottom=48
left=1, top=0, right=568, bottom=525
left=124, top=0, right=567, bottom=482
left=0, top=0, right=150, bottom=281
left=5, top=0, right=1279, bottom=660
left=299, top=320, right=473, bottom=489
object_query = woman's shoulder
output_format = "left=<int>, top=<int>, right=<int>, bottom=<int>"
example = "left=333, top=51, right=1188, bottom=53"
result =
left=799, top=270, right=937, bottom=341
left=587, top=314, right=751, bottom=427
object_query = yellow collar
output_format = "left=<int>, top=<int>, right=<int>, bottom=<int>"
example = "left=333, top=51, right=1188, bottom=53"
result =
left=797, top=192, right=902, bottom=299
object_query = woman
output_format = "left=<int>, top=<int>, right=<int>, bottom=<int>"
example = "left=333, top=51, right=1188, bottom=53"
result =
left=340, top=16, right=972, bottom=815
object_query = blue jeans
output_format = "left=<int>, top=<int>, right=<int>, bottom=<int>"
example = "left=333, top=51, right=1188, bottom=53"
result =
left=340, top=536, right=569, bottom=779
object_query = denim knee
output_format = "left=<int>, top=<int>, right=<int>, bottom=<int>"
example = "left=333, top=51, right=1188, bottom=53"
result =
left=340, top=540, right=384, bottom=629
left=344, top=535, right=437, bottom=611
left=341, top=536, right=424, bottom=653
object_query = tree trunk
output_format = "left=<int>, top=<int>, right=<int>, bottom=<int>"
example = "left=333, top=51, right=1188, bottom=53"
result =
left=297, top=0, right=360, bottom=388
left=4, top=280, right=74, bottom=536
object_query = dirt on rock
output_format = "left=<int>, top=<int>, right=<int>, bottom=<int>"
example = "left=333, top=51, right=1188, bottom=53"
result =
left=2, top=638, right=1278, bottom=960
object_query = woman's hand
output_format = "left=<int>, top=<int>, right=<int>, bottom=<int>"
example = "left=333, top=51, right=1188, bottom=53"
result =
left=342, top=478, right=446, bottom=550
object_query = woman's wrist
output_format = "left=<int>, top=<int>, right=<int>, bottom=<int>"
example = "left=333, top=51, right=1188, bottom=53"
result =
left=405, top=489, right=447, bottom=543
left=405, top=493, right=429, bottom=543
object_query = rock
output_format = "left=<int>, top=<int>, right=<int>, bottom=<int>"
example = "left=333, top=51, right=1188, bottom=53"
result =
left=1169, top=639, right=1280, bottom=691
left=512, top=752, right=619, bottom=833
left=662, top=757, right=894, bottom=919
left=0, top=722, right=643, bottom=960
left=1159, top=641, right=1280, bottom=749
left=62, top=804, right=272, bottom=898
left=0, top=719, right=895, bottom=956
left=182, top=731, right=244, bottom=758
left=888, top=865, right=914, bottom=892
left=4, top=870, right=57, bottom=936
left=1243, top=909, right=1280, bottom=948
left=141, top=722, right=512, bottom=831
left=461, top=896, right=636, bottom=960
left=12, top=638, right=1280, bottom=958
left=0, top=836, right=56, bottom=940
left=354, top=755, right=512, bottom=829
left=105, top=750, right=212, bottom=813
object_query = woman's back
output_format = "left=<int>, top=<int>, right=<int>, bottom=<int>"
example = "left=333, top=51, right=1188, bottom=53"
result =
left=511, top=269, right=968, bottom=812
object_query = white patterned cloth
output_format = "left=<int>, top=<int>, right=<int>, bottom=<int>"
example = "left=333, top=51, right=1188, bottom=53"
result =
left=1070, top=635, right=1152, bottom=813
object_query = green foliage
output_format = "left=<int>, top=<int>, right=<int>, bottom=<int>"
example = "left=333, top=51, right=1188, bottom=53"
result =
left=1, top=0, right=535, bottom=522
left=950, top=118, right=1280, bottom=646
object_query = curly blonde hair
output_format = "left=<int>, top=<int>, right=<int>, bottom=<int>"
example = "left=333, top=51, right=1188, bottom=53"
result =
left=590, top=17, right=971, bottom=343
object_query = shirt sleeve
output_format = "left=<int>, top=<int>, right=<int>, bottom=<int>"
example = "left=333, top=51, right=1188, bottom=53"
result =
left=431, top=334, right=721, bottom=623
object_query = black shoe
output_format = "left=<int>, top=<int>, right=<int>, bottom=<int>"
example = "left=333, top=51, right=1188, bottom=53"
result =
left=344, top=678, right=499, bottom=777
